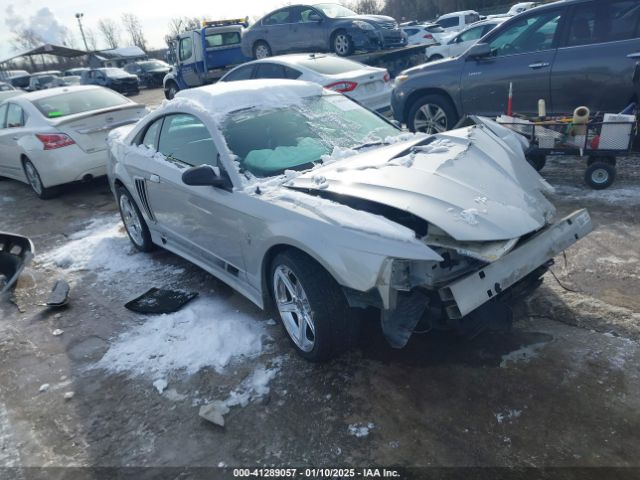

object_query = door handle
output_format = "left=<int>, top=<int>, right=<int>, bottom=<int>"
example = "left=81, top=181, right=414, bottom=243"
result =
left=528, top=62, right=550, bottom=69
left=627, top=52, right=640, bottom=59
left=149, top=174, right=160, bottom=183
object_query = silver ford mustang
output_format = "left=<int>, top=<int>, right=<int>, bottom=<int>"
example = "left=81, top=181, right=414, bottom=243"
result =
left=107, top=79, right=592, bottom=361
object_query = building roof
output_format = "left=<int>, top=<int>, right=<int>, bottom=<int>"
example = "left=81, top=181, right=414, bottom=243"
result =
left=0, top=44, right=87, bottom=65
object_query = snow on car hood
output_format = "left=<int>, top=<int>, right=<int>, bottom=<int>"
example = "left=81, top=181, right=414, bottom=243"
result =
left=287, top=123, right=556, bottom=242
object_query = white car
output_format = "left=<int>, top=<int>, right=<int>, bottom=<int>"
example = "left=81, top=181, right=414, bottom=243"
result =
left=107, top=79, right=592, bottom=361
left=0, top=85, right=147, bottom=199
left=508, top=2, right=540, bottom=15
left=434, top=10, right=481, bottom=33
left=220, top=54, right=392, bottom=113
left=426, top=18, right=507, bottom=61
left=401, top=23, right=449, bottom=46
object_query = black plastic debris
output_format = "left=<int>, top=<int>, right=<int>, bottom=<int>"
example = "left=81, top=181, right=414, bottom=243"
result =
left=0, top=232, right=34, bottom=295
left=46, top=279, right=70, bottom=308
left=125, top=288, right=198, bottom=314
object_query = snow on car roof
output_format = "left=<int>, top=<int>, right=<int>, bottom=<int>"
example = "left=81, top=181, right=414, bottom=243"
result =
left=16, top=85, right=103, bottom=101
left=173, top=79, right=324, bottom=118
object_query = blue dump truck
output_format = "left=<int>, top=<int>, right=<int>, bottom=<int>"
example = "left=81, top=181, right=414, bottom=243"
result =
left=163, top=19, right=251, bottom=99
left=163, top=17, right=427, bottom=99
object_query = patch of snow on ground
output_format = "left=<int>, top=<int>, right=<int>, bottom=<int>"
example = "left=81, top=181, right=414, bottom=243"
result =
left=500, top=341, right=550, bottom=368
left=0, top=405, right=20, bottom=467
left=39, top=215, right=184, bottom=277
left=596, top=256, right=638, bottom=266
left=348, top=422, right=375, bottom=438
left=553, top=185, right=640, bottom=205
left=93, top=297, right=266, bottom=377
left=0, top=196, right=15, bottom=203
left=495, top=409, right=522, bottom=424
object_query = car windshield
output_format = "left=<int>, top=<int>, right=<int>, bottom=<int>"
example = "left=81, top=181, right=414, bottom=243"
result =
left=33, top=88, right=130, bottom=119
left=314, top=3, right=358, bottom=18
left=139, top=61, right=169, bottom=71
left=102, top=68, right=128, bottom=76
left=220, top=93, right=399, bottom=178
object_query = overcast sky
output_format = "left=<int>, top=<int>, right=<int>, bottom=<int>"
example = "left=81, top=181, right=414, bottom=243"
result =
left=1, top=0, right=290, bottom=60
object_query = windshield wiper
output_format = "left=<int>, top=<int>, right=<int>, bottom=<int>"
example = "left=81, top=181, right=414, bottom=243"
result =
left=353, top=141, right=389, bottom=151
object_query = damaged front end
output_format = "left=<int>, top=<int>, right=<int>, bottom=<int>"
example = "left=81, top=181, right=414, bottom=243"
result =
left=369, top=209, right=593, bottom=348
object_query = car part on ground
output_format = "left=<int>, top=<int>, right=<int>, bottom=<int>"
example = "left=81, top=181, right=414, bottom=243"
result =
left=0, top=86, right=147, bottom=198
left=46, top=279, right=70, bottom=308
left=0, top=232, right=34, bottom=296
left=107, top=79, right=592, bottom=361
left=125, top=288, right=199, bottom=314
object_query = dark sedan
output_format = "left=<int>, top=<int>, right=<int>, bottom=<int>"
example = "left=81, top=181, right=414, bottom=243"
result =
left=241, top=3, right=407, bottom=59
left=123, top=61, right=171, bottom=88
left=82, top=68, right=139, bottom=96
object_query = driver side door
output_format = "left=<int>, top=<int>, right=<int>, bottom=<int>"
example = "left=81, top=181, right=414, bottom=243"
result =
left=460, top=7, right=565, bottom=117
left=143, top=113, right=247, bottom=277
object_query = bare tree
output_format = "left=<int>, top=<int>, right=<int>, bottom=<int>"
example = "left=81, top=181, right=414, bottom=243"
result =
left=98, top=19, right=121, bottom=49
left=9, top=28, right=42, bottom=70
left=84, top=27, right=98, bottom=51
left=348, top=0, right=383, bottom=14
left=164, top=16, right=201, bottom=46
left=121, top=13, right=147, bottom=51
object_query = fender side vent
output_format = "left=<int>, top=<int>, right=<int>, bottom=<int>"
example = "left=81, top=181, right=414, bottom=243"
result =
left=134, top=178, right=156, bottom=222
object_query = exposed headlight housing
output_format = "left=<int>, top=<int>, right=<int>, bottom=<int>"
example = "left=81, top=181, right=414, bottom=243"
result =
left=353, top=20, right=375, bottom=30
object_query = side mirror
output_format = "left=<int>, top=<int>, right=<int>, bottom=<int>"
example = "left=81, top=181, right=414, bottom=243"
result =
left=466, top=42, right=491, bottom=59
left=308, top=13, right=322, bottom=22
left=182, top=164, right=229, bottom=189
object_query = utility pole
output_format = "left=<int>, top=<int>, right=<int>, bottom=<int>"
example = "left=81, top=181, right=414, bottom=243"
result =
left=75, top=13, right=89, bottom=51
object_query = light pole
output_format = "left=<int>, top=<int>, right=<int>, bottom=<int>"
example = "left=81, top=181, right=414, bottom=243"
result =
left=75, top=13, right=89, bottom=51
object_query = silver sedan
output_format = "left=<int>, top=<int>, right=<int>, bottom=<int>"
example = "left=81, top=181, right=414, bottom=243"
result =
left=108, top=79, right=591, bottom=361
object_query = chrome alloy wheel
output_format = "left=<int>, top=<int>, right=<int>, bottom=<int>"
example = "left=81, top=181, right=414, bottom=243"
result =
left=413, top=103, right=448, bottom=133
left=273, top=265, right=316, bottom=352
left=119, top=193, right=144, bottom=247
left=334, top=34, right=350, bottom=55
left=24, top=161, right=43, bottom=195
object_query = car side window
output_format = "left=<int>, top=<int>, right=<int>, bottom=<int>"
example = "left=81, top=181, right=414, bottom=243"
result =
left=0, top=104, right=8, bottom=129
left=158, top=114, right=218, bottom=167
left=179, top=37, right=193, bottom=61
left=489, top=10, right=562, bottom=56
left=141, top=117, right=163, bottom=150
left=297, top=7, right=319, bottom=23
left=263, top=9, right=291, bottom=25
left=283, top=66, right=302, bottom=79
left=566, top=0, right=640, bottom=46
left=404, top=28, right=418, bottom=36
left=255, top=63, right=286, bottom=79
left=223, top=65, right=255, bottom=81
left=458, top=25, right=485, bottom=43
left=6, top=104, right=25, bottom=128
left=438, top=17, right=459, bottom=29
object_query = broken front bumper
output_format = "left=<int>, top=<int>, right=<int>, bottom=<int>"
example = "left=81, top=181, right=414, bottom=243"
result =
left=439, top=209, right=593, bottom=319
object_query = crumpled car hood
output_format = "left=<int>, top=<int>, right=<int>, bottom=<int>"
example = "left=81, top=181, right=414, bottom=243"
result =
left=287, top=123, right=556, bottom=242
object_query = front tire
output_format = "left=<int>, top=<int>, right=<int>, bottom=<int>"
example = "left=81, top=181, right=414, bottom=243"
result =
left=116, top=186, right=155, bottom=252
left=164, top=81, right=178, bottom=100
left=332, top=31, right=354, bottom=56
left=22, top=159, right=60, bottom=199
left=270, top=250, right=357, bottom=362
left=407, top=94, right=458, bottom=134
left=253, top=41, right=272, bottom=59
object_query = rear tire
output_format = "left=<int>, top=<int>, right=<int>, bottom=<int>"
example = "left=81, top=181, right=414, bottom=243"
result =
left=116, top=186, right=155, bottom=252
left=332, top=30, right=354, bottom=56
left=407, top=94, right=458, bottom=134
left=253, top=41, right=272, bottom=59
left=270, top=250, right=358, bottom=362
left=585, top=162, right=616, bottom=190
left=429, top=54, right=443, bottom=61
left=22, top=159, right=60, bottom=199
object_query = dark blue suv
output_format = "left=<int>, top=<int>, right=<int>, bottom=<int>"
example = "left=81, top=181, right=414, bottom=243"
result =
left=241, top=3, right=407, bottom=59
left=392, top=0, right=640, bottom=133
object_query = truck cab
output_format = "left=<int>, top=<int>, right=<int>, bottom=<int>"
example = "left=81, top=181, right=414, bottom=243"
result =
left=163, top=18, right=251, bottom=99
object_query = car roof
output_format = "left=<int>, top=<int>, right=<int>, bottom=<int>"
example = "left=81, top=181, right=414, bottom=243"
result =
left=437, top=10, right=479, bottom=19
left=175, top=79, right=324, bottom=117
